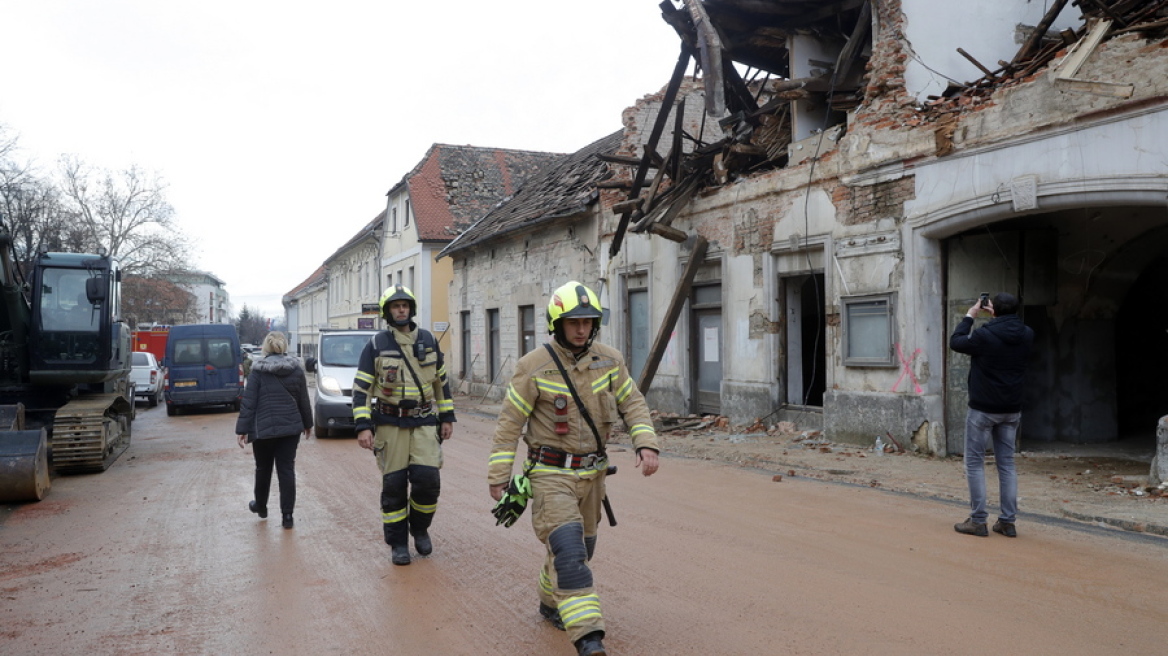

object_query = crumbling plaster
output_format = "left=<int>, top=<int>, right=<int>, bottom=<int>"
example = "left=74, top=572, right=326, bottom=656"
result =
left=452, top=215, right=603, bottom=399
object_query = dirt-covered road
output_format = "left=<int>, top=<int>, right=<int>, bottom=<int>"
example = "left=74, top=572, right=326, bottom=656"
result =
left=2, top=402, right=1166, bottom=655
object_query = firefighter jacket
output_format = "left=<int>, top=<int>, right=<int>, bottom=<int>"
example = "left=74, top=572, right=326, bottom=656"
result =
left=352, top=325, right=456, bottom=432
left=489, top=340, right=659, bottom=486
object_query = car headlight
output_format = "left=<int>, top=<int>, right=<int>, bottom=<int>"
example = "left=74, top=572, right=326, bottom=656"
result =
left=319, top=375, right=344, bottom=397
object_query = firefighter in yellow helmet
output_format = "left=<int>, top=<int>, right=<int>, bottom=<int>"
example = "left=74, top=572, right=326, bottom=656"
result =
left=489, top=281, right=660, bottom=656
left=353, top=285, right=455, bottom=565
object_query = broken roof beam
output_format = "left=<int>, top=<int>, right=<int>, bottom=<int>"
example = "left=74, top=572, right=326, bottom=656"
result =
left=686, top=0, right=727, bottom=116
left=596, top=154, right=642, bottom=166
left=637, top=235, right=708, bottom=394
left=609, top=43, right=693, bottom=259
left=1013, top=0, right=1072, bottom=64
left=632, top=176, right=700, bottom=234
left=832, top=0, right=871, bottom=85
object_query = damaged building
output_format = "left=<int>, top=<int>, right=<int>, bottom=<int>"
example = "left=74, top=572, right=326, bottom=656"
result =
left=440, top=0, right=1168, bottom=482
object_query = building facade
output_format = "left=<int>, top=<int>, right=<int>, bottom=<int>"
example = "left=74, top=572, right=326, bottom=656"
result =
left=166, top=270, right=230, bottom=324
left=440, top=0, right=1168, bottom=482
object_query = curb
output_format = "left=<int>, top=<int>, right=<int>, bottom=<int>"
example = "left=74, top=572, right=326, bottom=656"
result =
left=1058, top=509, right=1168, bottom=538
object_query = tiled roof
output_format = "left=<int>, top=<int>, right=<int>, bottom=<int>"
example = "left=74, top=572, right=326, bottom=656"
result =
left=402, top=144, right=564, bottom=243
left=439, top=130, right=622, bottom=258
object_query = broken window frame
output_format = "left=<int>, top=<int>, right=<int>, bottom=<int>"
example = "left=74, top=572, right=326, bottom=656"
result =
left=842, top=293, right=897, bottom=367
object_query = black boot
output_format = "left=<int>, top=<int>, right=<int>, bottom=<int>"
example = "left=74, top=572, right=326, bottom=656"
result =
left=539, top=602, right=565, bottom=631
left=385, top=522, right=411, bottom=565
left=249, top=501, right=267, bottom=519
left=391, top=545, right=411, bottom=566
left=575, top=631, right=606, bottom=656
left=282, top=513, right=294, bottom=529
left=412, top=531, right=432, bottom=556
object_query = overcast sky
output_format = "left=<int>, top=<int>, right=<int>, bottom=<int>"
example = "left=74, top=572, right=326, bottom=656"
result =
left=0, top=1, right=682, bottom=318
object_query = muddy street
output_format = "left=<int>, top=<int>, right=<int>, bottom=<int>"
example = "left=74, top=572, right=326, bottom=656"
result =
left=2, top=402, right=1166, bottom=655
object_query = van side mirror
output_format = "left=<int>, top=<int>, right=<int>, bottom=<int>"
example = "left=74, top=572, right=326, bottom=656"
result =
left=305, top=357, right=316, bottom=372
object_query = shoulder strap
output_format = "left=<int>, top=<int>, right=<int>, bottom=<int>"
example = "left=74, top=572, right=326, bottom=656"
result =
left=543, top=344, right=605, bottom=454
left=391, top=330, right=427, bottom=404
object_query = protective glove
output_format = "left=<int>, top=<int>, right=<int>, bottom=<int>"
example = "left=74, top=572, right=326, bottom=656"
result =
left=491, top=473, right=532, bottom=528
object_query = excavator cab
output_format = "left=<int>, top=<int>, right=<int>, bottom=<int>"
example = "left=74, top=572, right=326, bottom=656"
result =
left=29, top=253, right=129, bottom=386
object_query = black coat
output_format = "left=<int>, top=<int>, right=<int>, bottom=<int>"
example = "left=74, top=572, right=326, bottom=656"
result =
left=235, top=354, right=312, bottom=440
left=949, top=314, right=1034, bottom=414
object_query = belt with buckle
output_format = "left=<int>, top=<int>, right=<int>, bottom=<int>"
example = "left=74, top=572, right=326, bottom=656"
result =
left=376, top=400, right=432, bottom=417
left=527, top=446, right=605, bottom=469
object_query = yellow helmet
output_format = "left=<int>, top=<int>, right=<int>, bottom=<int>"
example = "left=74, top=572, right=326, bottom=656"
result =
left=379, top=285, right=416, bottom=325
left=546, top=281, right=604, bottom=333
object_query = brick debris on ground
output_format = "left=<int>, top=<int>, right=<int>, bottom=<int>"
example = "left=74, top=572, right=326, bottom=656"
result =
left=459, top=395, right=1167, bottom=539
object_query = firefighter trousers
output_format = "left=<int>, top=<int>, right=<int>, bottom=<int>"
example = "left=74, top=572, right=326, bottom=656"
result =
left=531, top=466, right=606, bottom=643
left=374, top=422, right=443, bottom=547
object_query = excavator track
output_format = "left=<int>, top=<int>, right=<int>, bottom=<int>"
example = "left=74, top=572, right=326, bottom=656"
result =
left=50, top=395, right=132, bottom=474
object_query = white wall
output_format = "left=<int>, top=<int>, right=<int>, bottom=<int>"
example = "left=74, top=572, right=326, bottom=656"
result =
left=902, top=0, right=1080, bottom=101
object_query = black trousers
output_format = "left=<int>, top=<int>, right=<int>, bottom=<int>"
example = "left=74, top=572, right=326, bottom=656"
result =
left=252, top=435, right=300, bottom=514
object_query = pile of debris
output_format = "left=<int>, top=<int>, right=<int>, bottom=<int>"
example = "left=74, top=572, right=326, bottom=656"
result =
left=929, top=0, right=1168, bottom=107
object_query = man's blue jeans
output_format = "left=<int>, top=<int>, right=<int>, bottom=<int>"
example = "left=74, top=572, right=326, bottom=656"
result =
left=963, top=408, right=1020, bottom=524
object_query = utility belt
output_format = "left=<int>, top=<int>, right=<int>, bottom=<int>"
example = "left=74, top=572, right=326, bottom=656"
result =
left=527, top=445, right=606, bottom=470
left=375, top=399, right=433, bottom=418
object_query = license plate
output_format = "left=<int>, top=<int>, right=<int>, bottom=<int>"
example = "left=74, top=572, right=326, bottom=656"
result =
left=175, top=380, right=198, bottom=388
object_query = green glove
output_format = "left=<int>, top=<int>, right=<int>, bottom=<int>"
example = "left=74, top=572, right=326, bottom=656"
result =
left=492, top=474, right=532, bottom=528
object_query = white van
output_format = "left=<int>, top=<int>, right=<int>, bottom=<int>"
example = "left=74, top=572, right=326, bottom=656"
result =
left=305, top=329, right=379, bottom=438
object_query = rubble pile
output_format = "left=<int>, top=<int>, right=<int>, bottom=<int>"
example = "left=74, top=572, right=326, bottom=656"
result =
left=928, top=0, right=1168, bottom=108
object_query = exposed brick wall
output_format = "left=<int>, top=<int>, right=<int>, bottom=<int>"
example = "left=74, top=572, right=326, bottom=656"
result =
left=852, top=0, right=921, bottom=130
left=831, top=177, right=916, bottom=226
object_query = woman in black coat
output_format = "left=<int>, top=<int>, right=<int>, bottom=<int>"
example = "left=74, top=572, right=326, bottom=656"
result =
left=235, top=331, right=312, bottom=529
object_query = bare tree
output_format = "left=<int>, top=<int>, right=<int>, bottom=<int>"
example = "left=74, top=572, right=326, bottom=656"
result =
left=0, top=126, right=69, bottom=268
left=122, top=275, right=199, bottom=328
left=57, top=156, right=193, bottom=275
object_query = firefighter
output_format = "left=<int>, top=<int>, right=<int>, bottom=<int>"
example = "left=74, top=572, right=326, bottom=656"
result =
left=354, top=285, right=455, bottom=566
left=489, top=281, right=660, bottom=656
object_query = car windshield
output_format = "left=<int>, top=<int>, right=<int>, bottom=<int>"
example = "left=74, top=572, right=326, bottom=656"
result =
left=132, top=352, right=150, bottom=367
left=320, top=335, right=369, bottom=367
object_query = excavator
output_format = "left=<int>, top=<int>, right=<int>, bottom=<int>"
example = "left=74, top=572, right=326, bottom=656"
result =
left=0, top=225, right=135, bottom=502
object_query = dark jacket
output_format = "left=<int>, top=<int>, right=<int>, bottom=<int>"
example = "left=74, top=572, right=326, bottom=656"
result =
left=949, top=314, right=1034, bottom=414
left=235, top=354, right=312, bottom=440
left=351, top=325, right=456, bottom=432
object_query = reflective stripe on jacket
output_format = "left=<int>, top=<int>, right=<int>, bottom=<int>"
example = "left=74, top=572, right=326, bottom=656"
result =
left=353, top=326, right=455, bottom=431
left=489, top=340, right=658, bottom=486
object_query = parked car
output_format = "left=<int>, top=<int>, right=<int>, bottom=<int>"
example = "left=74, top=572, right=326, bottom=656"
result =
left=163, top=324, right=244, bottom=416
left=305, top=329, right=377, bottom=438
left=130, top=351, right=165, bottom=408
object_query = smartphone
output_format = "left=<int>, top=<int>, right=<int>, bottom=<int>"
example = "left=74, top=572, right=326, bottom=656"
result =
left=979, top=292, right=989, bottom=308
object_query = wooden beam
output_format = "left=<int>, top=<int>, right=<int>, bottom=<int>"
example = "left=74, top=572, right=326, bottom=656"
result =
left=596, top=154, right=643, bottom=166
left=957, top=48, right=994, bottom=77
left=595, top=180, right=650, bottom=189
left=637, top=235, right=708, bottom=394
left=686, top=0, right=725, bottom=116
left=648, top=222, right=688, bottom=243
left=833, top=0, right=871, bottom=84
left=1012, top=0, right=1071, bottom=63
left=609, top=44, right=692, bottom=259
left=611, top=197, right=644, bottom=214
